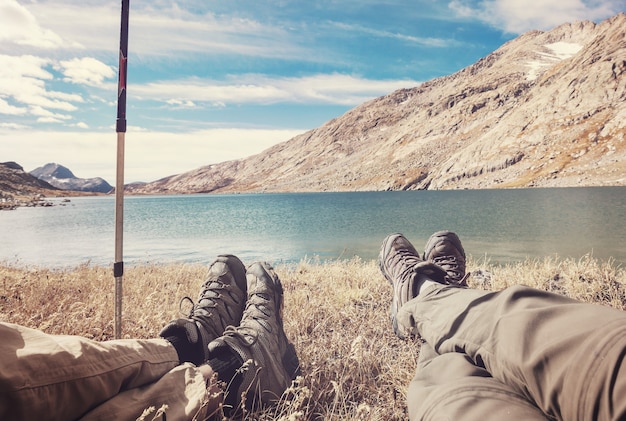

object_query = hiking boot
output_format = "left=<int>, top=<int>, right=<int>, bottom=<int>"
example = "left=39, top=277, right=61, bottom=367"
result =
left=379, top=233, right=447, bottom=337
left=424, top=231, right=469, bottom=286
left=159, top=255, right=247, bottom=365
left=207, top=261, right=300, bottom=411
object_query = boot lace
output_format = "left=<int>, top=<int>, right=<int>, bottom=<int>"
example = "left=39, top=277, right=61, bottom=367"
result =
left=390, top=248, right=422, bottom=283
left=222, top=290, right=272, bottom=344
left=178, top=279, right=232, bottom=333
left=431, top=255, right=468, bottom=284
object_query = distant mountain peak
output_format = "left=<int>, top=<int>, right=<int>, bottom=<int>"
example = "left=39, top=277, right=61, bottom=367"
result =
left=31, top=163, right=75, bottom=180
left=31, top=163, right=113, bottom=193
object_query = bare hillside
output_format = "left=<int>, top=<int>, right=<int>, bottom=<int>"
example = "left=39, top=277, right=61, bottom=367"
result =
left=0, top=162, right=59, bottom=208
left=128, top=14, right=626, bottom=194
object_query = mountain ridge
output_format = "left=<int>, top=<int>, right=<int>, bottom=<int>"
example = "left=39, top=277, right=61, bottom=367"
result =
left=4, top=16, right=624, bottom=204
left=127, top=13, right=625, bottom=195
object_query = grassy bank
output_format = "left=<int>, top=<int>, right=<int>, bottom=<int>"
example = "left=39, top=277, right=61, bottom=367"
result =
left=1, top=255, right=625, bottom=420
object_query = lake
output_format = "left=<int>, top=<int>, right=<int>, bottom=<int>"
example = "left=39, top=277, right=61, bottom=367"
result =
left=1, top=187, right=625, bottom=268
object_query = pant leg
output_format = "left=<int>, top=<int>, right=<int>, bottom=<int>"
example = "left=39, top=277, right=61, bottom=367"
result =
left=0, top=322, right=181, bottom=420
left=408, top=343, right=548, bottom=421
left=80, top=363, right=221, bottom=421
left=397, top=285, right=626, bottom=421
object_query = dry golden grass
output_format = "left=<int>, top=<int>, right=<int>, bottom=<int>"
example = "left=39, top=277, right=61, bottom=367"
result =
left=1, top=255, right=625, bottom=420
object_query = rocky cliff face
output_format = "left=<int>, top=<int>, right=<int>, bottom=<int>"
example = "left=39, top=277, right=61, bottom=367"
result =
left=128, top=14, right=626, bottom=194
left=0, top=162, right=57, bottom=195
left=31, top=163, right=113, bottom=193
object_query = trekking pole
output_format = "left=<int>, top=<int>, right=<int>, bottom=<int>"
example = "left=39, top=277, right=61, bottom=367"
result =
left=114, top=0, right=130, bottom=339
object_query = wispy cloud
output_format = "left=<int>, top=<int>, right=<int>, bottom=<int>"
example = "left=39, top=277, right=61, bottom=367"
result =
left=134, top=73, right=421, bottom=107
left=448, top=0, right=623, bottom=33
left=329, top=21, right=460, bottom=48
left=8, top=0, right=307, bottom=61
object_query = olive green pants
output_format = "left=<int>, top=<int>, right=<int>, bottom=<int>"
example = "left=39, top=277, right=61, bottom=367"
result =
left=0, top=323, right=213, bottom=420
left=399, top=285, right=626, bottom=421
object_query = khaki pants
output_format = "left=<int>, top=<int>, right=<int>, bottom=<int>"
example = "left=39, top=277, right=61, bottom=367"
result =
left=0, top=323, right=213, bottom=420
left=400, top=285, right=626, bottom=421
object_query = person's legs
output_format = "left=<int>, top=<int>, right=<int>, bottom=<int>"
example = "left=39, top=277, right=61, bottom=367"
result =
left=88, top=254, right=252, bottom=420
left=408, top=343, right=548, bottom=421
left=0, top=322, right=181, bottom=420
left=381, top=232, right=546, bottom=420
left=383, top=232, right=626, bottom=421
left=401, top=284, right=626, bottom=421
left=79, top=363, right=222, bottom=421
left=0, top=255, right=249, bottom=420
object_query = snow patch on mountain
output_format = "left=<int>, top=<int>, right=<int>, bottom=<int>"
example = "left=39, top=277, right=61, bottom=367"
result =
left=527, top=42, right=583, bottom=81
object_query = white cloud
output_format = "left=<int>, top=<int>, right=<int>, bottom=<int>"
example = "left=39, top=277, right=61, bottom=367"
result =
left=166, top=99, right=198, bottom=109
left=0, top=122, right=27, bottom=130
left=48, top=90, right=84, bottom=104
left=0, top=2, right=423, bottom=129
left=0, top=54, right=91, bottom=126
left=0, top=127, right=306, bottom=183
left=0, top=98, right=27, bottom=115
left=19, top=1, right=306, bottom=60
left=135, top=74, right=420, bottom=107
left=0, top=54, right=52, bottom=80
left=58, top=57, right=116, bottom=86
left=279, top=74, right=420, bottom=104
left=448, top=0, right=623, bottom=33
left=0, top=0, right=65, bottom=49
left=30, top=104, right=72, bottom=119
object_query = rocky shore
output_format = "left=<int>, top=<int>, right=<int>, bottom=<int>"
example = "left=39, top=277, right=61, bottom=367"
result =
left=0, top=193, right=58, bottom=210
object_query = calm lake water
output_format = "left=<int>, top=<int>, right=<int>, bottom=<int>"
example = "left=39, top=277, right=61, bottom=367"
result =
left=1, top=187, right=625, bottom=268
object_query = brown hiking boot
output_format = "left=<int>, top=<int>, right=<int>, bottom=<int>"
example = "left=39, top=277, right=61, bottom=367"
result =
left=159, top=255, right=247, bottom=365
left=424, top=231, right=469, bottom=286
left=378, top=233, right=447, bottom=337
left=207, top=261, right=300, bottom=411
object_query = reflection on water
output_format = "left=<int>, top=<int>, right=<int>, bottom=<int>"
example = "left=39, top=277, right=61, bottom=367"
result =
left=1, top=187, right=625, bottom=267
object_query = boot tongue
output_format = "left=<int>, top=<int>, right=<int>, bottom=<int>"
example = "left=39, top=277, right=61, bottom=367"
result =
left=247, top=274, right=273, bottom=302
left=413, top=261, right=449, bottom=284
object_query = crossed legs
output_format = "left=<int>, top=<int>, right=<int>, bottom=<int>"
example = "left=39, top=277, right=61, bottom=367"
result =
left=380, top=231, right=626, bottom=421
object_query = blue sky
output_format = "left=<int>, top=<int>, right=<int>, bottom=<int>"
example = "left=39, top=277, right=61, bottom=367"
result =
left=1, top=0, right=623, bottom=183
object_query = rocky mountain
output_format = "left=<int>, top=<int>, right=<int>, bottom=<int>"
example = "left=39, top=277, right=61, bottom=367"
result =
left=128, top=14, right=626, bottom=194
left=0, top=162, right=58, bottom=195
left=31, top=163, right=113, bottom=193
left=0, top=162, right=61, bottom=209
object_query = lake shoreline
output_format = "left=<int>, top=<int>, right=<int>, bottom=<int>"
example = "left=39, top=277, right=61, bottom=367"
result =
left=2, top=188, right=625, bottom=268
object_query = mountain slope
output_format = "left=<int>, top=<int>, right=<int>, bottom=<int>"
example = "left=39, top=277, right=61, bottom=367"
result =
left=128, top=13, right=626, bottom=194
left=0, top=162, right=58, bottom=194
